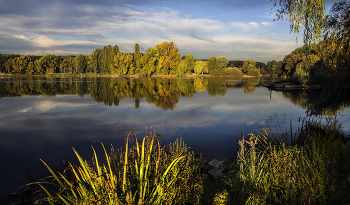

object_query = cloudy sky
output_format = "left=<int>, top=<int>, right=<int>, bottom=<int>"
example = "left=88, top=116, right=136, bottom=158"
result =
left=0, top=0, right=341, bottom=62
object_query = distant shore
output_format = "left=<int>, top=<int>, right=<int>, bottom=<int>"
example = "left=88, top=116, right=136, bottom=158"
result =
left=0, top=73, right=266, bottom=78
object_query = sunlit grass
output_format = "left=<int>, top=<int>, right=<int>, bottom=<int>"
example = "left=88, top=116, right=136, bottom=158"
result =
left=33, top=128, right=203, bottom=204
left=228, top=118, right=349, bottom=205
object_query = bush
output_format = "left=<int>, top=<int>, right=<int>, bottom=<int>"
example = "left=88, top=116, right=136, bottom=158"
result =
left=247, top=68, right=260, bottom=76
left=210, top=67, right=243, bottom=76
left=293, top=64, right=310, bottom=85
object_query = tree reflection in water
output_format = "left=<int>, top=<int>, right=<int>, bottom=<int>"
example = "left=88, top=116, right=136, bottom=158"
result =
left=282, top=88, right=350, bottom=116
left=0, top=76, right=348, bottom=115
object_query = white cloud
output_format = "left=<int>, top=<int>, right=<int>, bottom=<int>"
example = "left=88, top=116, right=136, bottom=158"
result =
left=231, top=22, right=260, bottom=32
left=261, top=22, right=274, bottom=27
left=18, top=100, right=96, bottom=112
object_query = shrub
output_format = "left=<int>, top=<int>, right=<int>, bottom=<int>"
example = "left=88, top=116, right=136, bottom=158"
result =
left=247, top=68, right=260, bottom=76
left=293, top=64, right=310, bottom=85
left=210, top=67, right=243, bottom=76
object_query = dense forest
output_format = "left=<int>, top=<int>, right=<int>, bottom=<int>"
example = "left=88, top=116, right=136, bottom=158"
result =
left=0, top=41, right=282, bottom=77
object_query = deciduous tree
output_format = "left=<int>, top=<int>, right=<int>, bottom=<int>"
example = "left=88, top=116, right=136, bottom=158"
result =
left=194, top=61, right=207, bottom=75
left=216, top=56, right=228, bottom=70
left=207, top=56, right=217, bottom=73
left=242, top=59, right=256, bottom=73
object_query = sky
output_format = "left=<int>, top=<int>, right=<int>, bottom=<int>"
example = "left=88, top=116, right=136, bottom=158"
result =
left=0, top=0, right=342, bottom=63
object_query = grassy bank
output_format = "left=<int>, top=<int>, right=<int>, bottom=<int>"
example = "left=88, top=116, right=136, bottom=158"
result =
left=30, top=119, right=349, bottom=204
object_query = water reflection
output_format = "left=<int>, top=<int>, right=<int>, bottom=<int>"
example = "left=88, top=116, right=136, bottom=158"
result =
left=0, top=76, right=273, bottom=110
left=281, top=88, right=350, bottom=116
left=242, top=78, right=260, bottom=93
left=1, top=76, right=349, bottom=115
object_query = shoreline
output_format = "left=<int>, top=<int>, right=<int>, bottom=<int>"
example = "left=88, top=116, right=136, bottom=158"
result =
left=0, top=73, right=268, bottom=79
left=264, top=81, right=323, bottom=91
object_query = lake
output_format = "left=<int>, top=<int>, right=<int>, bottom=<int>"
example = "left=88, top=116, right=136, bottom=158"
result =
left=0, top=76, right=349, bottom=196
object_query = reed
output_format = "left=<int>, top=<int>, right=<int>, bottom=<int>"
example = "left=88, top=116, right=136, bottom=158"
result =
left=32, top=128, right=203, bottom=205
left=234, top=118, right=349, bottom=205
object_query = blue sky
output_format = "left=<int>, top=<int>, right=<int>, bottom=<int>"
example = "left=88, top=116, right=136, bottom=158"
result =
left=0, top=0, right=341, bottom=63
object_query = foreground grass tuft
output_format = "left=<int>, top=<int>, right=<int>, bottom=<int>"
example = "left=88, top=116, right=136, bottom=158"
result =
left=33, top=128, right=203, bottom=205
left=217, top=118, right=350, bottom=205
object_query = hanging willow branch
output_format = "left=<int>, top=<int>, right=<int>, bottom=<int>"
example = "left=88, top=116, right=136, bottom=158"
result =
left=272, top=0, right=326, bottom=45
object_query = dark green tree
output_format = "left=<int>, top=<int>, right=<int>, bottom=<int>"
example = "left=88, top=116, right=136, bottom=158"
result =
left=207, top=56, right=217, bottom=73
left=74, top=54, right=87, bottom=74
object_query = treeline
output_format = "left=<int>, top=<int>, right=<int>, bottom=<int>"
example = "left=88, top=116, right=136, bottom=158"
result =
left=0, top=41, right=284, bottom=77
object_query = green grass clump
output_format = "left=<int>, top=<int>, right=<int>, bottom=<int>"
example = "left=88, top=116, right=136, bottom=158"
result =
left=33, top=128, right=203, bottom=205
left=227, top=118, right=349, bottom=205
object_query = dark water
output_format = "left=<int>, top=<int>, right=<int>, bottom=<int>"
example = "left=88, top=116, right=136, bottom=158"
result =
left=0, top=76, right=349, bottom=196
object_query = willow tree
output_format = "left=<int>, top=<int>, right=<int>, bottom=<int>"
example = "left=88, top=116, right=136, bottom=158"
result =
left=273, top=0, right=326, bottom=45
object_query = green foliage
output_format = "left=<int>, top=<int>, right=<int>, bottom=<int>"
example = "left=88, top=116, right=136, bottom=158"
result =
left=266, top=60, right=282, bottom=75
left=0, top=54, right=20, bottom=73
left=207, top=56, right=217, bottom=73
left=194, top=61, right=207, bottom=75
left=26, top=62, right=35, bottom=75
left=242, top=78, right=259, bottom=93
left=276, top=1, right=349, bottom=89
left=184, top=54, right=195, bottom=75
left=35, top=59, right=45, bottom=74
left=74, top=54, right=87, bottom=74
left=134, top=43, right=140, bottom=57
left=231, top=118, right=348, bottom=205
left=293, top=64, right=310, bottom=85
left=210, top=67, right=243, bottom=76
left=272, top=0, right=326, bottom=45
left=242, top=59, right=256, bottom=73
left=246, top=68, right=260, bottom=76
left=34, top=129, right=203, bottom=205
left=155, top=42, right=181, bottom=75
left=324, top=1, right=350, bottom=40
left=281, top=49, right=319, bottom=78
left=87, top=48, right=101, bottom=74
left=216, top=56, right=228, bottom=71
left=176, top=60, right=186, bottom=76
left=60, top=56, right=74, bottom=73
left=228, top=60, right=244, bottom=68
left=310, top=38, right=350, bottom=88
left=206, top=79, right=228, bottom=96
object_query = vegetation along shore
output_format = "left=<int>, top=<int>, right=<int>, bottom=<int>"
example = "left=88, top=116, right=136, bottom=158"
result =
left=3, top=119, right=348, bottom=205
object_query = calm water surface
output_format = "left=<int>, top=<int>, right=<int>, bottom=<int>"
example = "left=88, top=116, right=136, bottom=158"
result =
left=0, top=76, right=349, bottom=195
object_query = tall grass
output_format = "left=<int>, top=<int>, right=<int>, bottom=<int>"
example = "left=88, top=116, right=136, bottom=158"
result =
left=33, top=128, right=203, bottom=205
left=233, top=118, right=349, bottom=205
